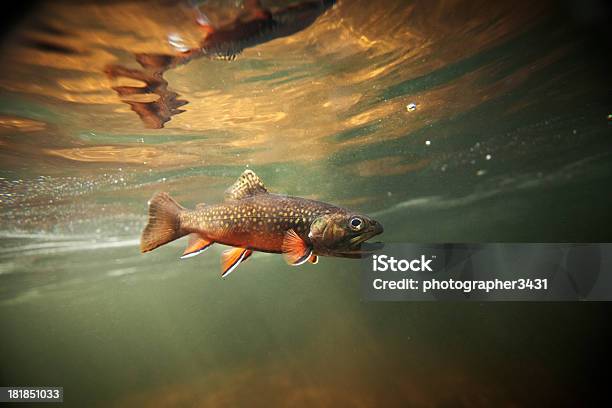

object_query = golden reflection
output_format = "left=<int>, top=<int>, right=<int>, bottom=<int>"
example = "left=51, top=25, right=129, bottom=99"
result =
left=0, top=0, right=560, bottom=171
left=0, top=116, right=47, bottom=132
left=45, top=145, right=198, bottom=167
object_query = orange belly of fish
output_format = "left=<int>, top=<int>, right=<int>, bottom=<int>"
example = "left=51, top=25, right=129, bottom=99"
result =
left=205, top=229, right=285, bottom=253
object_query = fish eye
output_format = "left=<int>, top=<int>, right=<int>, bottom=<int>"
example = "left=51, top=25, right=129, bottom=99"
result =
left=349, top=216, right=364, bottom=231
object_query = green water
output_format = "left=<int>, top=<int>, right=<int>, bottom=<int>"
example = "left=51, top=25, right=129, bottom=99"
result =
left=1, top=0, right=611, bottom=406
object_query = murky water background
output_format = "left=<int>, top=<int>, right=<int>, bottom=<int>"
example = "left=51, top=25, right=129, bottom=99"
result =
left=1, top=0, right=611, bottom=406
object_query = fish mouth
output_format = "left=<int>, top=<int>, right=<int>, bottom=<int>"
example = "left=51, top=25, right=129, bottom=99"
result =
left=327, top=241, right=385, bottom=259
left=327, top=222, right=384, bottom=258
left=348, top=220, right=383, bottom=246
left=349, top=233, right=374, bottom=246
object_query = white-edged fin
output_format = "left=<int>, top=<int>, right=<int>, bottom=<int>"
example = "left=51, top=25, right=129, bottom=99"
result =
left=181, top=234, right=213, bottom=259
left=291, top=248, right=313, bottom=266
left=282, top=229, right=313, bottom=266
left=221, top=248, right=253, bottom=278
left=180, top=246, right=211, bottom=259
left=224, top=169, right=268, bottom=201
left=308, top=255, right=319, bottom=264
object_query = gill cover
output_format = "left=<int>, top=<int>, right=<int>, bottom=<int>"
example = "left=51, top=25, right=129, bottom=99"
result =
left=309, top=214, right=346, bottom=243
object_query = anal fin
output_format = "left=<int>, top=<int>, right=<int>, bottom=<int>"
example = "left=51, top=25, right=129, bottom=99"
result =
left=181, top=234, right=214, bottom=259
left=282, top=230, right=312, bottom=266
left=221, top=248, right=253, bottom=277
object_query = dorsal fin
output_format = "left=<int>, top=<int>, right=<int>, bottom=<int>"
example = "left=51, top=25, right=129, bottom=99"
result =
left=225, top=170, right=268, bottom=201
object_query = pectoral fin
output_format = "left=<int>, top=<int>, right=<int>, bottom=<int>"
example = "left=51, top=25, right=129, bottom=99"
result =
left=221, top=248, right=253, bottom=277
left=181, top=234, right=214, bottom=259
left=282, top=230, right=313, bottom=266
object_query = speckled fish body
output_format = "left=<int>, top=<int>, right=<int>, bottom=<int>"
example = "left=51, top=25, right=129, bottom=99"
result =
left=180, top=194, right=341, bottom=253
left=140, top=170, right=383, bottom=277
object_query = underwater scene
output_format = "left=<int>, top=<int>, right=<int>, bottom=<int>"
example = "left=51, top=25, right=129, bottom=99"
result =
left=1, top=0, right=611, bottom=406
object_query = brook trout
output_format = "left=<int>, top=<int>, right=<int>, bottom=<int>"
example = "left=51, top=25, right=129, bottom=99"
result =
left=141, top=170, right=383, bottom=277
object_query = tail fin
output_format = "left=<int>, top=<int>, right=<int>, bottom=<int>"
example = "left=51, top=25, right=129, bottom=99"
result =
left=140, top=192, right=187, bottom=253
